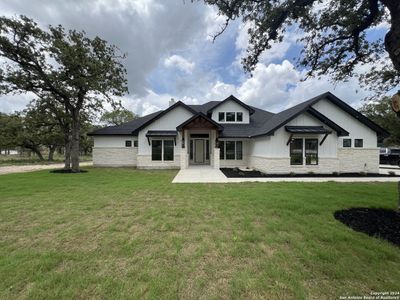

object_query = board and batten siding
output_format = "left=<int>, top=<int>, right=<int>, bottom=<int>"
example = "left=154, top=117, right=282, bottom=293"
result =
left=250, top=112, right=338, bottom=158
left=211, top=100, right=250, bottom=124
left=137, top=105, right=194, bottom=168
left=311, top=98, right=377, bottom=148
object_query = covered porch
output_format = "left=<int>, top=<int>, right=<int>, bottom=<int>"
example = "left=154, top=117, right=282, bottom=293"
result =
left=177, top=113, right=223, bottom=169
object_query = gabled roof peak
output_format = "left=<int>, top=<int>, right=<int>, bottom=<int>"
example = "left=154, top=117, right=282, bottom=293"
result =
left=207, top=95, right=255, bottom=115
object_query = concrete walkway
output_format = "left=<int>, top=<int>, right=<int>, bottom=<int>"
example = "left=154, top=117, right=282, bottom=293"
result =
left=0, top=161, right=93, bottom=175
left=173, top=165, right=400, bottom=183
left=172, top=165, right=228, bottom=183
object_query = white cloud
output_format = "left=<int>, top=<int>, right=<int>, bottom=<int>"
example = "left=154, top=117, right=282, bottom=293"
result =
left=164, top=55, right=195, bottom=74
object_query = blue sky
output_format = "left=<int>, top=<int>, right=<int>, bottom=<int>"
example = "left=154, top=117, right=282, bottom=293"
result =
left=0, top=0, right=391, bottom=116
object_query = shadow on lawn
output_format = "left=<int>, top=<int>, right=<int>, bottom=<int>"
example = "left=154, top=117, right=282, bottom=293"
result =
left=334, top=208, right=400, bottom=246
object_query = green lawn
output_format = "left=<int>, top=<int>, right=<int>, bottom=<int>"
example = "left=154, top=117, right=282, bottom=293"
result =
left=0, top=168, right=399, bottom=299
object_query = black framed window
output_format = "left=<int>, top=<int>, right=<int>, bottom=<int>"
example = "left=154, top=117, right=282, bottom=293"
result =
left=226, top=112, right=235, bottom=122
left=190, top=140, right=193, bottom=160
left=218, top=112, right=225, bottom=122
left=355, top=139, right=363, bottom=148
left=236, top=112, right=243, bottom=122
left=226, top=141, right=236, bottom=159
left=163, top=140, right=174, bottom=161
left=219, top=141, right=225, bottom=159
left=343, top=139, right=351, bottom=147
left=305, top=139, right=318, bottom=165
left=206, top=140, right=210, bottom=160
left=133, top=140, right=138, bottom=147
left=151, top=140, right=162, bottom=161
left=236, top=141, right=243, bottom=160
left=290, top=139, right=303, bottom=165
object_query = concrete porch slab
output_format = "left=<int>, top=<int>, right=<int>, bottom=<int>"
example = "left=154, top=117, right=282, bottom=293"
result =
left=172, top=165, right=227, bottom=183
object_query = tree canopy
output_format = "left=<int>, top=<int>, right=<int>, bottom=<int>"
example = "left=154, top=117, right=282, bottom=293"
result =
left=360, top=96, right=400, bottom=146
left=202, top=0, right=399, bottom=97
left=100, top=109, right=138, bottom=126
left=0, top=15, right=128, bottom=171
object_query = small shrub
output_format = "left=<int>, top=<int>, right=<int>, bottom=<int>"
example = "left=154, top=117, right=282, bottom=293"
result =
left=359, top=171, right=367, bottom=176
left=289, top=172, right=296, bottom=177
left=332, top=171, right=339, bottom=176
left=307, top=171, right=315, bottom=175
left=389, top=171, right=396, bottom=176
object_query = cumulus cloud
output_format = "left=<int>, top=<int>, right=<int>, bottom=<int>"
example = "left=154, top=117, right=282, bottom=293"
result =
left=164, top=55, right=195, bottom=74
left=0, top=0, right=378, bottom=116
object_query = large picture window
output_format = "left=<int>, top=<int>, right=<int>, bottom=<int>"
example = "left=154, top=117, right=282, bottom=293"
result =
left=305, top=139, right=318, bottom=165
left=219, top=141, right=243, bottom=160
left=152, top=140, right=162, bottom=161
left=152, top=140, right=174, bottom=161
left=290, top=139, right=303, bottom=165
left=163, top=140, right=174, bottom=161
left=236, top=141, right=243, bottom=160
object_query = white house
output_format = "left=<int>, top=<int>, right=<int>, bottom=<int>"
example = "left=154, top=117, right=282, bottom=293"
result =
left=89, top=92, right=389, bottom=174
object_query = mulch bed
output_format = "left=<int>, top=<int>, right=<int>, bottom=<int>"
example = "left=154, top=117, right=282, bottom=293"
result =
left=50, top=169, right=88, bottom=174
left=334, top=208, right=400, bottom=246
left=220, top=168, right=400, bottom=178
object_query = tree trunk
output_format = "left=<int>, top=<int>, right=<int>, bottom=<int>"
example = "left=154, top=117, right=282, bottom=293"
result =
left=31, top=147, right=44, bottom=161
left=398, top=181, right=400, bottom=212
left=382, top=1, right=400, bottom=73
left=64, top=136, right=71, bottom=169
left=48, top=146, right=56, bottom=161
left=70, top=109, right=80, bottom=172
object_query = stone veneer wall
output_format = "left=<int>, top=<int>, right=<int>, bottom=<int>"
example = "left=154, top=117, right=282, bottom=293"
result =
left=219, top=156, right=248, bottom=168
left=93, top=147, right=137, bottom=167
left=137, top=155, right=180, bottom=169
left=338, top=148, right=379, bottom=173
left=249, top=156, right=340, bottom=174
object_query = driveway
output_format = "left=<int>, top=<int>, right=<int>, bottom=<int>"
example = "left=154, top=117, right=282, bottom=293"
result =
left=0, top=161, right=93, bottom=175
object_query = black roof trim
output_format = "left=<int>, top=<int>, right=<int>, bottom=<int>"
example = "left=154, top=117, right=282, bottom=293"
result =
left=206, top=95, right=255, bottom=115
left=321, top=92, right=390, bottom=138
left=176, top=112, right=224, bottom=131
left=251, top=91, right=389, bottom=138
left=132, top=101, right=197, bottom=134
left=146, top=130, right=177, bottom=137
left=285, top=126, right=332, bottom=134
left=307, top=107, right=349, bottom=136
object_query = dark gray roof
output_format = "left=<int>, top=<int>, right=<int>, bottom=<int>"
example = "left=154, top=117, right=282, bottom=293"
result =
left=251, top=92, right=389, bottom=138
left=88, top=92, right=389, bottom=139
left=88, top=111, right=162, bottom=136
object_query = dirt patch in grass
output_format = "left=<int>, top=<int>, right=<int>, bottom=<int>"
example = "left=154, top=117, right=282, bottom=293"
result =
left=334, top=208, right=400, bottom=246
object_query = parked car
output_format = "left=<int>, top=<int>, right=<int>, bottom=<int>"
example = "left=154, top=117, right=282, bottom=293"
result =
left=380, top=148, right=400, bottom=166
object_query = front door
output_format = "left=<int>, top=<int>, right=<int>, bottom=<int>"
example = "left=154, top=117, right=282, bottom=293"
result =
left=195, top=139, right=204, bottom=163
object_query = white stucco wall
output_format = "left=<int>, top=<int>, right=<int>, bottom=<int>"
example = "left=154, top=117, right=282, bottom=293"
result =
left=312, top=98, right=378, bottom=148
left=211, top=100, right=250, bottom=124
left=138, top=106, right=194, bottom=156
left=94, top=136, right=137, bottom=148
left=250, top=112, right=338, bottom=158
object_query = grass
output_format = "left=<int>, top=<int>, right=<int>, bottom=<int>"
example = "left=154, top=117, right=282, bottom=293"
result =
left=0, top=168, right=399, bottom=299
left=0, top=154, right=92, bottom=166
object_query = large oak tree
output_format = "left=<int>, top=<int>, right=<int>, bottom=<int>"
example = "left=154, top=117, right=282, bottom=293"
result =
left=202, top=0, right=400, bottom=96
left=0, top=15, right=128, bottom=172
